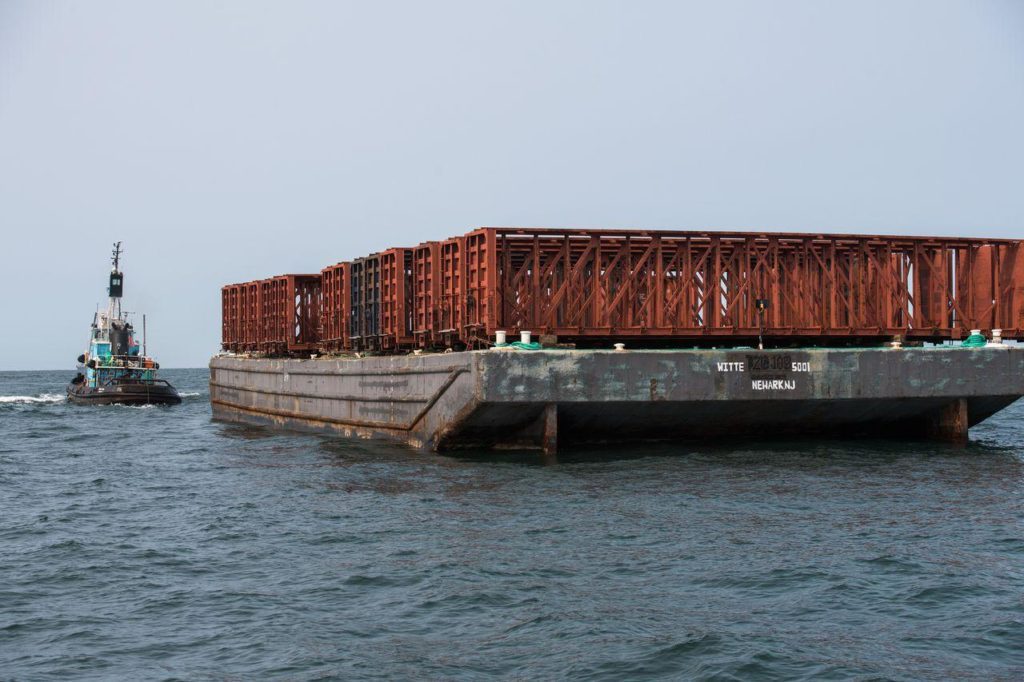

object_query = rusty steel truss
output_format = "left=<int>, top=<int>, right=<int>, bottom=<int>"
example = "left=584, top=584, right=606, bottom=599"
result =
left=320, top=262, right=350, bottom=352
left=220, top=228, right=1024, bottom=354
left=221, top=274, right=321, bottom=354
left=465, top=228, right=1024, bottom=345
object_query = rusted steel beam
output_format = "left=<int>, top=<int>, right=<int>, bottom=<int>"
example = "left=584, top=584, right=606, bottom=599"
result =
left=380, top=248, right=415, bottom=350
left=412, top=242, right=441, bottom=347
left=467, top=228, right=1024, bottom=343
left=242, top=274, right=322, bottom=354
left=219, top=228, right=1024, bottom=356
left=437, top=237, right=465, bottom=345
left=320, top=262, right=350, bottom=352
left=350, top=256, right=382, bottom=352
left=221, top=283, right=240, bottom=351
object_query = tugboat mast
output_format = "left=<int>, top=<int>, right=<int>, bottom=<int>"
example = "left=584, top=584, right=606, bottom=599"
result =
left=106, top=241, right=124, bottom=327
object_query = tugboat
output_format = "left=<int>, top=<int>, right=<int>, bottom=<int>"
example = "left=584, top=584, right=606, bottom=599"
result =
left=67, top=242, right=181, bottom=406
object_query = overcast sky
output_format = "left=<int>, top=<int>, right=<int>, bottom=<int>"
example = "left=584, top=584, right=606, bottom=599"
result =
left=1, top=1, right=1022, bottom=370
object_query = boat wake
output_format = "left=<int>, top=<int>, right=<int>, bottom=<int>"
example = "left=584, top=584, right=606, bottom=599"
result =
left=0, top=394, right=66, bottom=405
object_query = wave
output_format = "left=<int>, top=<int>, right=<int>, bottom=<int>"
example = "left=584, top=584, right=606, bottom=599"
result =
left=179, top=392, right=202, bottom=398
left=0, top=393, right=65, bottom=405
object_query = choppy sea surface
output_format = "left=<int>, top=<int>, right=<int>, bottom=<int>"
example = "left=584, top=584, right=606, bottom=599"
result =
left=2, top=368, right=1024, bottom=680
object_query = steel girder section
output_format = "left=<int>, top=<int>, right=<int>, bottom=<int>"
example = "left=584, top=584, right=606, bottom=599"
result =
left=349, top=256, right=382, bottom=351
left=483, top=229, right=1024, bottom=341
left=380, top=248, right=415, bottom=350
left=412, top=242, right=441, bottom=347
left=320, top=262, right=350, bottom=352
left=218, top=228, right=1024, bottom=356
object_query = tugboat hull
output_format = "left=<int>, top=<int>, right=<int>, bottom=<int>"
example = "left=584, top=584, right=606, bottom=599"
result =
left=66, top=381, right=182, bottom=406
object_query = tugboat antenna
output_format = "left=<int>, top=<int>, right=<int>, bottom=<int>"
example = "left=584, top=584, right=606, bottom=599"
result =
left=111, top=241, right=122, bottom=271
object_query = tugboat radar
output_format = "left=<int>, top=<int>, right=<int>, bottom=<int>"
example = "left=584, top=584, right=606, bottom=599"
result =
left=108, top=241, right=124, bottom=298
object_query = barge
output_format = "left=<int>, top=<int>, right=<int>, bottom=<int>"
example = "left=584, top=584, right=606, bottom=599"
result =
left=211, top=227, right=1024, bottom=452
left=210, top=345, right=1024, bottom=452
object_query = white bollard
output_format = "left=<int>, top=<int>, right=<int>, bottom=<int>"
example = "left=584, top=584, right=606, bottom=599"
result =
left=614, top=343, right=626, bottom=351
left=520, top=331, right=532, bottom=344
left=495, top=330, right=507, bottom=345
left=992, top=329, right=1003, bottom=345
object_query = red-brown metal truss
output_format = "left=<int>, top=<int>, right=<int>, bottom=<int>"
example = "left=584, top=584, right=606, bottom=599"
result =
left=259, top=275, right=321, bottom=354
left=380, top=248, right=415, bottom=350
left=220, top=275, right=321, bottom=354
left=413, top=242, right=441, bottom=347
left=349, top=255, right=382, bottom=351
left=436, top=237, right=465, bottom=345
left=220, top=228, right=1024, bottom=354
left=221, top=280, right=263, bottom=353
left=469, top=228, right=1024, bottom=344
left=320, top=262, right=350, bottom=352
left=221, top=284, right=239, bottom=350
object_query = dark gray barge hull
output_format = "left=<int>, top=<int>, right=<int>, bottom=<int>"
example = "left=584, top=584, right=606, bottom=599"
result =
left=209, top=347, right=1024, bottom=453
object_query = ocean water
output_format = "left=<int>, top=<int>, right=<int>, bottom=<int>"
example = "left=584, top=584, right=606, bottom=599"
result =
left=2, top=368, right=1024, bottom=681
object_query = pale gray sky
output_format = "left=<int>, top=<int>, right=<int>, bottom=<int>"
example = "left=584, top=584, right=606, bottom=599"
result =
left=1, top=1, right=1022, bottom=370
